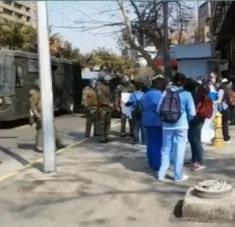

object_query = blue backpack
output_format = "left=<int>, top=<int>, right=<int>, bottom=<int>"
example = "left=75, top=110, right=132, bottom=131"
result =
left=159, top=89, right=182, bottom=123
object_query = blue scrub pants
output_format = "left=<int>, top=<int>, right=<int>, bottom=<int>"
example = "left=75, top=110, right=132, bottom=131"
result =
left=145, top=126, right=162, bottom=171
left=158, top=129, right=188, bottom=181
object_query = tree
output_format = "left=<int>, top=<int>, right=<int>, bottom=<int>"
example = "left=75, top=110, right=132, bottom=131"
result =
left=83, top=48, right=136, bottom=76
left=0, top=19, right=37, bottom=51
left=0, top=19, right=82, bottom=62
left=49, top=32, right=63, bottom=57
left=70, top=0, right=195, bottom=72
left=117, top=0, right=194, bottom=72
left=22, top=25, right=37, bottom=52
left=0, top=19, right=25, bottom=50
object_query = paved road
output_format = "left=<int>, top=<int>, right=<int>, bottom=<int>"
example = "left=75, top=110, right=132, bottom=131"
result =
left=0, top=114, right=86, bottom=178
left=0, top=128, right=234, bottom=226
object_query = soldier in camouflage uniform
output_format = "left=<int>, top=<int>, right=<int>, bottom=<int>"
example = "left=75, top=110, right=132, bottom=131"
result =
left=96, top=75, right=113, bottom=143
left=82, top=78, right=99, bottom=137
left=29, top=81, right=43, bottom=152
left=29, top=80, right=64, bottom=152
left=115, top=75, right=135, bottom=137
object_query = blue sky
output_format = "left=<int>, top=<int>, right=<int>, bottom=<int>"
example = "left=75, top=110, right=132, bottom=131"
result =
left=48, top=1, right=121, bottom=54
left=48, top=1, right=201, bottom=55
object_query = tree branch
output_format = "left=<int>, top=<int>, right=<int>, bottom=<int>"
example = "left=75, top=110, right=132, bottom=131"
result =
left=117, top=0, right=161, bottom=73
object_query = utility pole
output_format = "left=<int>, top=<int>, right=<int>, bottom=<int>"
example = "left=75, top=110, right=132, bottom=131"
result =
left=37, top=1, right=56, bottom=173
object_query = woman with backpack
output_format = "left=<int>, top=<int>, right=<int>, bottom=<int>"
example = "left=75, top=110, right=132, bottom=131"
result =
left=187, top=82, right=212, bottom=171
left=140, top=75, right=166, bottom=172
left=157, top=73, right=196, bottom=182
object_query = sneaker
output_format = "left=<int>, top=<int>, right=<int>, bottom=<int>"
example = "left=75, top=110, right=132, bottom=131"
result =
left=191, top=164, right=205, bottom=171
left=99, top=139, right=107, bottom=143
left=35, top=146, right=43, bottom=153
left=158, top=177, right=167, bottom=182
left=175, top=175, right=189, bottom=182
left=224, top=140, right=231, bottom=144
left=185, top=162, right=194, bottom=168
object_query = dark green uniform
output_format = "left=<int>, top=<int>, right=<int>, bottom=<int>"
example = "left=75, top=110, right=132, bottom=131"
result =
left=29, top=89, right=64, bottom=152
left=82, top=86, right=99, bottom=137
left=96, top=82, right=113, bottom=143
left=29, top=89, right=43, bottom=151
left=115, top=83, right=135, bottom=137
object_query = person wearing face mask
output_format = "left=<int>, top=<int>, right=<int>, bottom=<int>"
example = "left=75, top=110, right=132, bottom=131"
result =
left=201, top=72, right=219, bottom=144
left=115, top=75, right=135, bottom=137
left=208, top=72, right=218, bottom=102
left=96, top=74, right=113, bottom=143
left=82, top=78, right=100, bottom=138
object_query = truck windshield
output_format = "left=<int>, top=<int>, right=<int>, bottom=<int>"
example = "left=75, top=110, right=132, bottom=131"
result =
left=0, top=64, right=15, bottom=96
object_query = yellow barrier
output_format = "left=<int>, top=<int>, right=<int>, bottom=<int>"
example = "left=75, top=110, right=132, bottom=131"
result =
left=212, top=112, right=224, bottom=148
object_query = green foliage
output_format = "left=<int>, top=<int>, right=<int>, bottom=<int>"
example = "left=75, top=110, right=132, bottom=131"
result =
left=0, top=19, right=37, bottom=51
left=83, top=48, right=136, bottom=75
left=0, top=19, right=135, bottom=75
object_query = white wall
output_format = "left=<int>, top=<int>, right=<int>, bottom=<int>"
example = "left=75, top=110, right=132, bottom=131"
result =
left=178, top=59, right=209, bottom=79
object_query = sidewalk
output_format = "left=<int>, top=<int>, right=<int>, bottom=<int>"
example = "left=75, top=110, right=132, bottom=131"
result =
left=0, top=127, right=235, bottom=227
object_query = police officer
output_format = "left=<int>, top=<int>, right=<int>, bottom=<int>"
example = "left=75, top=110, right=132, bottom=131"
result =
left=29, top=80, right=43, bottom=152
left=96, top=74, right=113, bottom=143
left=29, top=79, right=64, bottom=152
left=115, top=75, right=135, bottom=137
left=82, top=78, right=99, bottom=137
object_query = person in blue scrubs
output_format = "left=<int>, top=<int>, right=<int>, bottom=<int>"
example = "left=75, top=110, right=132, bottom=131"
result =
left=141, top=75, right=166, bottom=171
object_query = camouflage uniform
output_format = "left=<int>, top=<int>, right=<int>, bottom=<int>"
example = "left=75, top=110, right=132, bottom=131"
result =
left=96, top=81, right=113, bottom=143
left=29, top=88, right=64, bottom=152
left=82, top=85, right=99, bottom=137
left=115, top=83, right=135, bottom=137
left=29, top=88, right=43, bottom=151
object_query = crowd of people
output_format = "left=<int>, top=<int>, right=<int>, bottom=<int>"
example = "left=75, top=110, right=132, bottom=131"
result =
left=82, top=71, right=235, bottom=182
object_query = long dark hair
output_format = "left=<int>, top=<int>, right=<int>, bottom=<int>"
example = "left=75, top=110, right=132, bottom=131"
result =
left=172, top=72, right=186, bottom=87
left=197, top=84, right=209, bottom=103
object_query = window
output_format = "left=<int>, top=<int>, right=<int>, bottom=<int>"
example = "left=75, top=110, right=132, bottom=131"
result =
left=15, top=12, right=23, bottom=20
left=15, top=66, right=24, bottom=87
left=28, top=60, right=38, bottom=73
left=3, top=0, right=12, bottom=5
left=3, top=8, right=13, bottom=15
left=14, top=2, right=22, bottom=9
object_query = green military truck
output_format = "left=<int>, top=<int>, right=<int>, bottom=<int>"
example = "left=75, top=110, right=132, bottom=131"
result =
left=0, top=50, right=82, bottom=122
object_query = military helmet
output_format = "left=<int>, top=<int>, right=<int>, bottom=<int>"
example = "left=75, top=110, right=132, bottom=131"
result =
left=97, top=71, right=106, bottom=81
left=104, top=75, right=111, bottom=81
left=122, top=75, right=130, bottom=83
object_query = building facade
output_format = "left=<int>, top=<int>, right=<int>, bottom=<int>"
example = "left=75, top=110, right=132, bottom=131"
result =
left=198, top=1, right=212, bottom=43
left=0, top=0, right=37, bottom=28
left=212, top=1, right=235, bottom=75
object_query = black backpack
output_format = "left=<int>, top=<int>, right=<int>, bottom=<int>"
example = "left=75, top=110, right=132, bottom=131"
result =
left=159, top=89, right=182, bottom=123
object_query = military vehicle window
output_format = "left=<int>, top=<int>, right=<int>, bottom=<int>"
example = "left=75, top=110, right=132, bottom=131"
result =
left=28, top=59, right=38, bottom=73
left=15, top=66, right=24, bottom=87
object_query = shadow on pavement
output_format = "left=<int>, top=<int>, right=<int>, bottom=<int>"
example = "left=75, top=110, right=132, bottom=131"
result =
left=0, top=145, right=30, bottom=166
left=17, top=143, right=35, bottom=151
left=0, top=136, right=18, bottom=139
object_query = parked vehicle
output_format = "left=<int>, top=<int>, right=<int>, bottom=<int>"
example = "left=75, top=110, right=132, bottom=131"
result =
left=0, top=50, right=82, bottom=122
